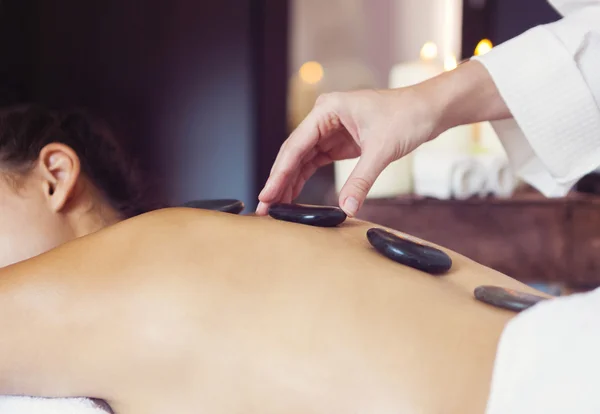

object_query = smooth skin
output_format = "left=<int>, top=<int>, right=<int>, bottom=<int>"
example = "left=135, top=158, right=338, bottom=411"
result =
left=257, top=60, right=512, bottom=217
left=0, top=207, right=548, bottom=414
left=0, top=63, right=528, bottom=413
left=0, top=135, right=547, bottom=414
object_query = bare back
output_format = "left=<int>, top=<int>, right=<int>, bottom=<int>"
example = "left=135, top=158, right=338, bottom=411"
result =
left=0, top=208, right=543, bottom=414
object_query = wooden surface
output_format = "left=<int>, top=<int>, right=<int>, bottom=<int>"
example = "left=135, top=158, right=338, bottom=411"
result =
left=354, top=193, right=600, bottom=287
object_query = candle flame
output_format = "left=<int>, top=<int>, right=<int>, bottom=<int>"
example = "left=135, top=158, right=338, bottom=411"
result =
left=474, top=39, right=493, bottom=56
left=299, top=61, right=324, bottom=85
left=420, top=42, right=438, bottom=61
left=444, top=55, right=458, bottom=71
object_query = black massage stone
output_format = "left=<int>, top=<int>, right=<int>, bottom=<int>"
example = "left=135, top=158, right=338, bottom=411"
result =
left=366, top=228, right=452, bottom=275
left=180, top=199, right=245, bottom=214
left=268, top=203, right=347, bottom=227
left=474, top=285, right=548, bottom=312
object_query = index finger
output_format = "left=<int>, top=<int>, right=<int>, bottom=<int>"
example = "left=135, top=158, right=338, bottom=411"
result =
left=259, top=106, right=325, bottom=203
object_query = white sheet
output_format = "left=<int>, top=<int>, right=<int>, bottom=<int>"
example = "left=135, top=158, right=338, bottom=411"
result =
left=0, top=396, right=111, bottom=414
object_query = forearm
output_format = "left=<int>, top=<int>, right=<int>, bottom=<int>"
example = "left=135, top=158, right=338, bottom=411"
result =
left=419, top=2, right=600, bottom=197
left=423, top=60, right=512, bottom=137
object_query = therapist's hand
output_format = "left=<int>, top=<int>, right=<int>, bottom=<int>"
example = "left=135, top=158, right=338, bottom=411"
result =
left=256, top=86, right=440, bottom=216
left=256, top=60, right=509, bottom=217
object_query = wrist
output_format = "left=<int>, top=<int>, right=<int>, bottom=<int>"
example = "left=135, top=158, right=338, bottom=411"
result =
left=423, top=60, right=512, bottom=139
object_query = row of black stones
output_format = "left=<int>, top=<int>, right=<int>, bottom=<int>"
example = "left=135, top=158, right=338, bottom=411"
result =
left=181, top=200, right=548, bottom=312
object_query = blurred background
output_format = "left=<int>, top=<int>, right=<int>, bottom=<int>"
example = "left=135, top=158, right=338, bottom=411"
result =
left=4, top=0, right=598, bottom=292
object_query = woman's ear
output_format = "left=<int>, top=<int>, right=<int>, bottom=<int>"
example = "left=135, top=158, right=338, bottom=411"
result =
left=37, top=143, right=81, bottom=212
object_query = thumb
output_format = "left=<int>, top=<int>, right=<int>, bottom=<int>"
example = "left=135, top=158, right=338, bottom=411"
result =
left=338, top=149, right=390, bottom=217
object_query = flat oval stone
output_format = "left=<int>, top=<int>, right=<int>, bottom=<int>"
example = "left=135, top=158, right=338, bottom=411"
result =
left=474, top=285, right=548, bottom=312
left=268, top=203, right=347, bottom=227
left=366, top=228, right=452, bottom=275
left=180, top=199, right=245, bottom=214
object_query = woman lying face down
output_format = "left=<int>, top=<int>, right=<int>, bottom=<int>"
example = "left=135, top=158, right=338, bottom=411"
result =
left=0, top=105, right=154, bottom=413
left=0, top=105, right=152, bottom=268
left=0, top=105, right=550, bottom=414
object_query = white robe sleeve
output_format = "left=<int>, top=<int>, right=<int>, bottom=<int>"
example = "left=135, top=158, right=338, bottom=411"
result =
left=472, top=2, right=600, bottom=412
left=472, top=0, right=600, bottom=197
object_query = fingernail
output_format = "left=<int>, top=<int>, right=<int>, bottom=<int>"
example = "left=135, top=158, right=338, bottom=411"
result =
left=343, top=197, right=359, bottom=217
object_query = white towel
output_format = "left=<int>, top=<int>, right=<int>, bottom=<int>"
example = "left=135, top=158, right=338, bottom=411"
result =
left=413, top=150, right=487, bottom=200
left=0, top=396, right=111, bottom=414
left=477, top=153, right=517, bottom=198
left=451, top=157, right=488, bottom=200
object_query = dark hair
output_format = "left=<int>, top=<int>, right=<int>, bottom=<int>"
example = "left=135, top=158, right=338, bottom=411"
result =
left=0, top=104, right=156, bottom=218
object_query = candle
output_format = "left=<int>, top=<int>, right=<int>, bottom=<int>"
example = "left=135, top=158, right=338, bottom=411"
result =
left=479, top=121, right=505, bottom=155
left=388, top=41, right=442, bottom=88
